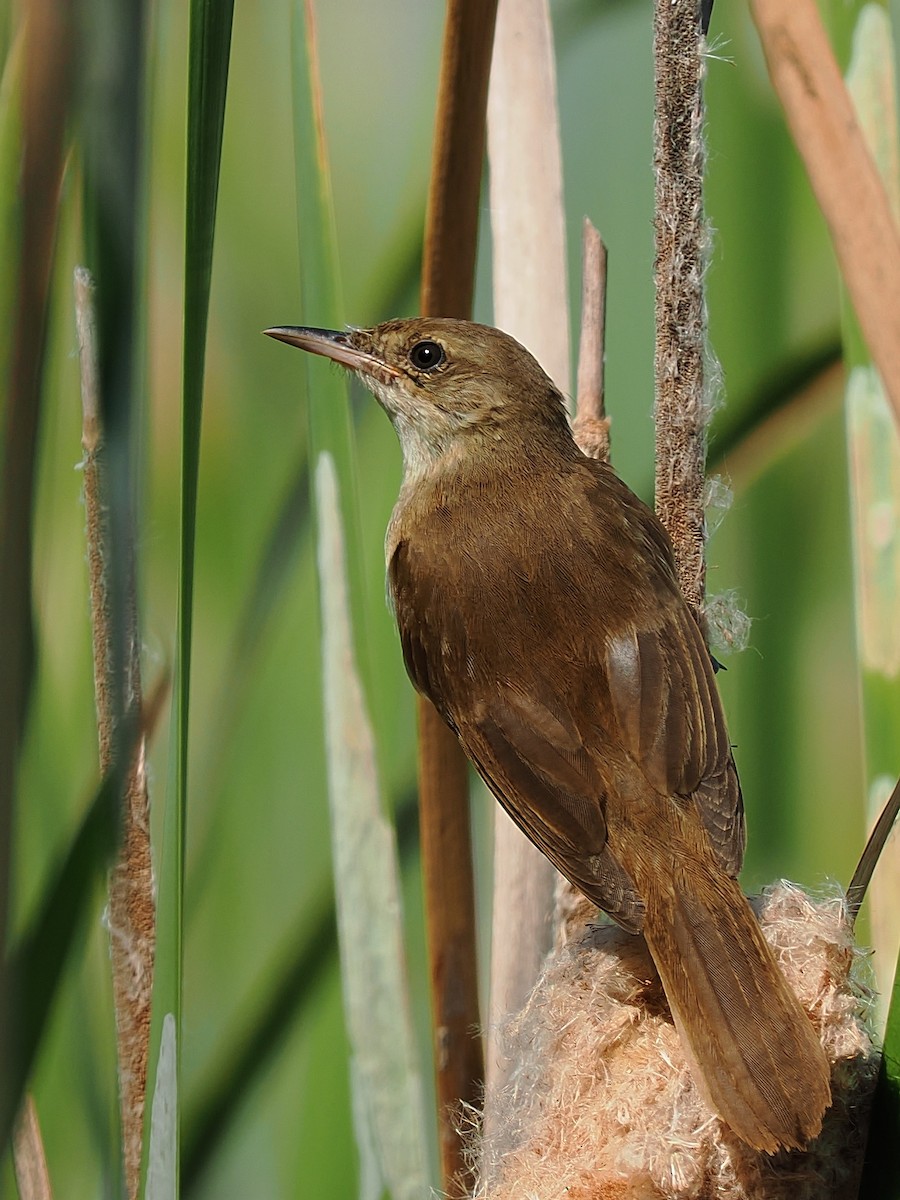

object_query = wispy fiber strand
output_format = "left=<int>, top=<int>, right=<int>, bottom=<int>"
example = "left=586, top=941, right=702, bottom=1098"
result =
left=473, top=884, right=876, bottom=1200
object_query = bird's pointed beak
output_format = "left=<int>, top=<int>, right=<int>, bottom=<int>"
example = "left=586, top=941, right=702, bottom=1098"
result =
left=263, top=325, right=401, bottom=382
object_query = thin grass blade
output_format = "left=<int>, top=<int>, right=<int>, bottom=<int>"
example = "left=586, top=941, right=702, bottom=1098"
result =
left=142, top=1, right=234, bottom=1194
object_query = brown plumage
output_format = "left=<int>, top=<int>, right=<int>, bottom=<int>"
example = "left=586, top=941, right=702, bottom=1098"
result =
left=265, top=316, right=832, bottom=1152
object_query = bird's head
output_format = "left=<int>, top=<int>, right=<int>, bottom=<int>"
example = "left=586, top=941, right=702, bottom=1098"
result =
left=264, top=317, right=572, bottom=480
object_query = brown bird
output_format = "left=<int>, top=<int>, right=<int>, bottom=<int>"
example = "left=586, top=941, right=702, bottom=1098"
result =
left=265, top=317, right=831, bottom=1153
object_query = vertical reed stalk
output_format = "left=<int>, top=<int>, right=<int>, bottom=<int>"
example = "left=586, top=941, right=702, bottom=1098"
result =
left=652, top=0, right=710, bottom=617
left=419, top=0, right=498, bottom=1189
left=76, top=267, right=155, bottom=1200
left=485, top=0, right=569, bottom=1103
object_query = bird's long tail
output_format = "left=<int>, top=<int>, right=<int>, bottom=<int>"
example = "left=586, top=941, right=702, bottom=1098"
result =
left=641, top=870, right=832, bottom=1153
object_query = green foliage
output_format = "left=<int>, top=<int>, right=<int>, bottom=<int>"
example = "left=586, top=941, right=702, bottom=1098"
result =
left=143, top=0, right=235, bottom=1192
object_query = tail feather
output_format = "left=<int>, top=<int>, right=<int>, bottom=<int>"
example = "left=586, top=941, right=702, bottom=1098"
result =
left=642, top=875, right=831, bottom=1153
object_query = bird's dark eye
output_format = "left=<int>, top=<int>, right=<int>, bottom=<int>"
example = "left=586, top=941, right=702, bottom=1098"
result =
left=408, top=340, right=445, bottom=372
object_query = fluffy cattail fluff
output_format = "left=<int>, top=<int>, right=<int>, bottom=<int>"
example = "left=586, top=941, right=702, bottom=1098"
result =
left=469, top=883, right=877, bottom=1200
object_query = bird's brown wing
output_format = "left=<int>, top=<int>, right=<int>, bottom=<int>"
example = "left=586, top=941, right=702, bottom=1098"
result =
left=583, top=463, right=745, bottom=876
left=389, top=459, right=744, bottom=925
left=389, top=531, right=645, bottom=928
left=450, top=598, right=744, bottom=928
left=604, top=601, right=745, bottom=875
left=460, top=686, right=646, bottom=932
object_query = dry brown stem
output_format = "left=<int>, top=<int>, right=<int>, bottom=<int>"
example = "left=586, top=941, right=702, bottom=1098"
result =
left=652, top=0, right=709, bottom=617
left=750, top=0, right=900, bottom=431
left=13, top=1095, right=53, bottom=1200
left=414, top=708, right=482, bottom=1195
left=573, top=217, right=611, bottom=464
left=549, top=218, right=613, bottom=938
left=848, top=774, right=900, bottom=925
left=75, top=267, right=155, bottom=1200
left=421, top=0, right=499, bottom=319
left=419, top=0, right=498, bottom=1190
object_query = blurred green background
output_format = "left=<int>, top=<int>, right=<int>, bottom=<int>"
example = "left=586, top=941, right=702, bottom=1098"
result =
left=3, top=0, right=884, bottom=1195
